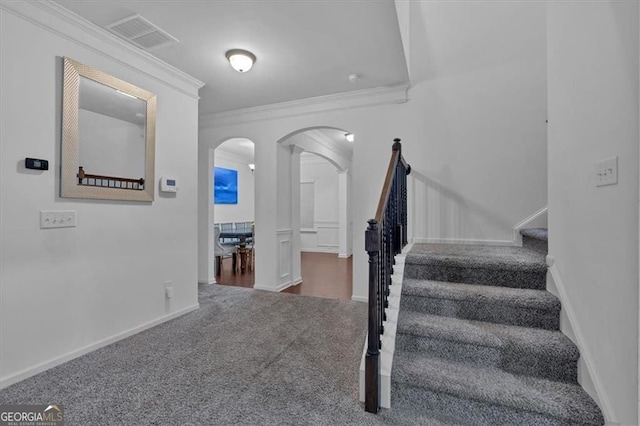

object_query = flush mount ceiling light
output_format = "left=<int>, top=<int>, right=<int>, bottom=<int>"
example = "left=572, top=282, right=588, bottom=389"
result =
left=345, top=133, right=355, bottom=143
left=225, top=49, right=256, bottom=73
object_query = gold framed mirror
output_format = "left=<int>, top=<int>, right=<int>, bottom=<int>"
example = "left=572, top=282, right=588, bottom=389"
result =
left=61, top=57, right=156, bottom=202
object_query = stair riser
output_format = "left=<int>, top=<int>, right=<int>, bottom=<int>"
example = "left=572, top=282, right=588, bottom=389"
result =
left=391, top=383, right=576, bottom=426
left=404, top=264, right=547, bottom=290
left=396, top=334, right=577, bottom=383
left=523, top=236, right=548, bottom=255
left=401, top=295, right=560, bottom=330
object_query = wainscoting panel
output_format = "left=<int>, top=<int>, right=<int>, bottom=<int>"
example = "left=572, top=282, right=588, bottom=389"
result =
left=301, top=221, right=339, bottom=253
left=278, top=229, right=292, bottom=287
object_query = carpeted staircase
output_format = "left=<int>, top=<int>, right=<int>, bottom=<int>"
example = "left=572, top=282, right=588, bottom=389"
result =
left=391, top=229, right=605, bottom=425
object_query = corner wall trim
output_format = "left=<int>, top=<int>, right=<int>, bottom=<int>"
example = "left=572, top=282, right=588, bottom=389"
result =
left=0, top=303, right=200, bottom=390
left=547, top=264, right=617, bottom=423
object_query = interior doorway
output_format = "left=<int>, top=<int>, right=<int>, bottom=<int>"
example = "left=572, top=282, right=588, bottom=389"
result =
left=277, top=127, right=354, bottom=300
left=212, top=138, right=255, bottom=286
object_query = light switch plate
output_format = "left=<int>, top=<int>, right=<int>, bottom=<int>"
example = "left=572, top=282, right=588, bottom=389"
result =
left=40, top=210, right=76, bottom=229
left=596, top=156, right=618, bottom=187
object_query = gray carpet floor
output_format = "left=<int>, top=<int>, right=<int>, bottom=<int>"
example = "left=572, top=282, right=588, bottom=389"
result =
left=0, top=285, right=419, bottom=425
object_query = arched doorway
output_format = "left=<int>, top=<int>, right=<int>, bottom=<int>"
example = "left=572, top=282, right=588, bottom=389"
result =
left=213, top=138, right=255, bottom=286
left=276, top=127, right=354, bottom=299
left=207, top=137, right=255, bottom=286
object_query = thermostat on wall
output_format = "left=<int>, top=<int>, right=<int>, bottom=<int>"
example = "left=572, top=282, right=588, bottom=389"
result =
left=160, top=177, right=178, bottom=193
left=25, top=157, right=48, bottom=170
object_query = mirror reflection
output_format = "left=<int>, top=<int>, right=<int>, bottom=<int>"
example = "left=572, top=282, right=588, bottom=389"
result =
left=78, top=76, right=146, bottom=180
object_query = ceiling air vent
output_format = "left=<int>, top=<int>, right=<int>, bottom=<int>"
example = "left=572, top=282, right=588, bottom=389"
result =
left=106, top=14, right=178, bottom=50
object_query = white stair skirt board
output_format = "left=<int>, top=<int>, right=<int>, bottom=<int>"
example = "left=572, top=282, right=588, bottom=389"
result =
left=546, top=261, right=617, bottom=424
left=512, top=206, right=548, bottom=247
left=359, top=243, right=413, bottom=409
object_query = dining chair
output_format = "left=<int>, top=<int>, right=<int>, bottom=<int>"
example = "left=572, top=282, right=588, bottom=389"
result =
left=214, top=227, right=236, bottom=274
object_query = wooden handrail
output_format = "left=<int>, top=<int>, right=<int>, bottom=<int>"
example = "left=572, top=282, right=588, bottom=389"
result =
left=374, top=149, right=400, bottom=222
left=364, top=138, right=410, bottom=414
left=77, top=166, right=145, bottom=189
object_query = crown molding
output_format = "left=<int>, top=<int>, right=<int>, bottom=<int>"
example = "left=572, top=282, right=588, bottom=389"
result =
left=200, top=83, right=410, bottom=129
left=1, top=0, right=205, bottom=98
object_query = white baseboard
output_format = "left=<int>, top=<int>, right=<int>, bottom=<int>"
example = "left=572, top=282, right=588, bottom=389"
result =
left=254, top=281, right=293, bottom=292
left=547, top=263, right=617, bottom=424
left=351, top=295, right=368, bottom=303
left=198, top=279, right=216, bottom=285
left=292, top=277, right=303, bottom=286
left=413, top=237, right=514, bottom=246
left=338, top=253, right=352, bottom=259
left=0, top=303, right=200, bottom=390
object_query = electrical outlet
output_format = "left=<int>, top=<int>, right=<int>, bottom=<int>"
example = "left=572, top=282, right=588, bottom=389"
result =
left=596, top=156, right=618, bottom=187
left=40, top=210, right=76, bottom=229
left=165, top=281, right=174, bottom=299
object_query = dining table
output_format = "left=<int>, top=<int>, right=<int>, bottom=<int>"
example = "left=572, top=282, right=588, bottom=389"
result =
left=218, top=229, right=253, bottom=272
left=218, top=230, right=253, bottom=244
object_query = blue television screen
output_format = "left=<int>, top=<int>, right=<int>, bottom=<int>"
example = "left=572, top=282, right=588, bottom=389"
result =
left=214, top=167, right=238, bottom=204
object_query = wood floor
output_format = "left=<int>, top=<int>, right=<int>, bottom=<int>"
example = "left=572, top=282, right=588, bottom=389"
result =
left=216, top=252, right=353, bottom=301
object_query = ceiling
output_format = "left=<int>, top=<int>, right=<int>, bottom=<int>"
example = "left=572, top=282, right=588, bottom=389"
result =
left=54, top=0, right=409, bottom=115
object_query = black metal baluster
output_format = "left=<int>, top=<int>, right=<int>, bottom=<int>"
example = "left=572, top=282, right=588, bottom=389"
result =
left=365, top=138, right=410, bottom=414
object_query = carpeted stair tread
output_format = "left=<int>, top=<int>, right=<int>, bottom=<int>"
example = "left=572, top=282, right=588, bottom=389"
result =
left=397, top=311, right=578, bottom=362
left=401, top=278, right=560, bottom=329
left=396, top=311, right=578, bottom=381
left=403, top=279, right=558, bottom=310
left=406, top=244, right=546, bottom=272
left=520, top=228, right=548, bottom=242
left=405, top=244, right=547, bottom=289
left=392, top=352, right=604, bottom=425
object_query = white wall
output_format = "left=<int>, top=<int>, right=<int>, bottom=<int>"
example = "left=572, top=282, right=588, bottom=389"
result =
left=406, top=1, right=548, bottom=245
left=300, top=154, right=340, bottom=253
left=213, top=150, right=254, bottom=224
left=0, top=4, right=202, bottom=387
left=547, top=2, right=639, bottom=423
left=79, top=109, right=146, bottom=178
left=198, top=1, right=548, bottom=300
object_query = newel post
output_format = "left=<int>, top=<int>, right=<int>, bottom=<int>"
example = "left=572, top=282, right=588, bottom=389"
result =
left=365, top=219, right=380, bottom=413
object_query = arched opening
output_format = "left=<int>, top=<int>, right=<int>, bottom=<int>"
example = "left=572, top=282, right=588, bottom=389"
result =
left=210, top=137, right=256, bottom=288
left=276, top=127, right=354, bottom=300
